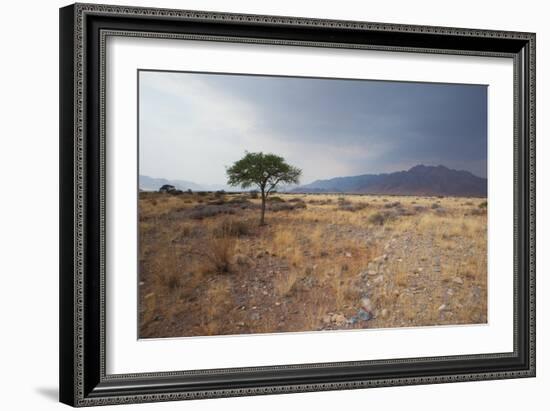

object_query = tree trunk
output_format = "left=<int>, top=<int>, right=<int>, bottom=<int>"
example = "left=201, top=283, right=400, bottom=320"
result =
left=260, top=190, right=266, bottom=225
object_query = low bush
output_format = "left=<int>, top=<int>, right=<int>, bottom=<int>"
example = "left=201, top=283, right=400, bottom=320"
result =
left=208, top=198, right=225, bottom=205
left=368, top=211, right=389, bottom=225
left=214, top=218, right=251, bottom=237
left=338, top=202, right=368, bottom=212
left=413, top=205, right=428, bottom=213
left=466, top=208, right=485, bottom=216
left=384, top=201, right=401, bottom=208
left=188, top=204, right=236, bottom=220
left=227, top=196, right=248, bottom=204
left=288, top=197, right=304, bottom=203
left=308, top=198, right=333, bottom=205
left=270, top=201, right=306, bottom=212
left=205, top=235, right=236, bottom=274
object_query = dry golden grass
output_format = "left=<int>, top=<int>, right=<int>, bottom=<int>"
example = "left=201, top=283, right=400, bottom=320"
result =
left=138, top=191, right=487, bottom=338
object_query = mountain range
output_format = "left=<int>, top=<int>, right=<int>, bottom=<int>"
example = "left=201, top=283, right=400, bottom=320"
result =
left=139, top=175, right=218, bottom=192
left=292, top=165, right=487, bottom=197
left=141, top=165, right=487, bottom=197
left=139, top=175, right=297, bottom=192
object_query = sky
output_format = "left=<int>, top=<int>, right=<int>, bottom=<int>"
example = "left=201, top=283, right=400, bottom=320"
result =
left=139, top=70, right=487, bottom=186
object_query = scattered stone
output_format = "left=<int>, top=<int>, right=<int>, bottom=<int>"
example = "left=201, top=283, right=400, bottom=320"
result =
left=250, top=312, right=260, bottom=321
left=447, top=289, right=454, bottom=296
left=380, top=308, right=389, bottom=319
left=262, top=290, right=268, bottom=296
left=452, top=277, right=464, bottom=285
left=438, top=304, right=447, bottom=311
left=236, top=322, right=245, bottom=327
left=361, top=297, right=373, bottom=312
left=332, top=314, right=347, bottom=326
left=357, top=309, right=372, bottom=321
left=373, top=275, right=384, bottom=284
left=345, top=252, right=352, bottom=258
left=322, top=314, right=332, bottom=325
left=374, top=254, right=388, bottom=263
left=275, top=302, right=281, bottom=306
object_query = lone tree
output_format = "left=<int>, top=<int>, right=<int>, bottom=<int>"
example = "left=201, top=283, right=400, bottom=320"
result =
left=226, top=152, right=301, bottom=225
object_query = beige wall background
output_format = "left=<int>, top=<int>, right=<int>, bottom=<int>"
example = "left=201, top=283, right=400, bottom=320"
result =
left=0, top=1, right=545, bottom=410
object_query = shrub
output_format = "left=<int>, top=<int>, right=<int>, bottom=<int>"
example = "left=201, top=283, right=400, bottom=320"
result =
left=466, top=208, right=485, bottom=216
left=308, top=198, right=332, bottom=205
left=214, top=218, right=251, bottom=237
left=188, top=204, right=236, bottom=219
left=368, top=212, right=386, bottom=225
left=270, top=201, right=306, bottom=212
left=395, top=206, right=415, bottom=216
left=413, top=205, right=427, bottom=213
left=338, top=202, right=368, bottom=212
left=337, top=197, right=351, bottom=207
left=268, top=196, right=285, bottom=203
left=431, top=202, right=441, bottom=209
left=208, top=198, right=225, bottom=205
left=479, top=201, right=488, bottom=209
left=249, top=190, right=259, bottom=199
left=206, top=235, right=236, bottom=274
left=288, top=197, right=303, bottom=203
left=384, top=201, right=401, bottom=208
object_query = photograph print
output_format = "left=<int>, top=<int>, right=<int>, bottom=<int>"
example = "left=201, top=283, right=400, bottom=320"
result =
left=138, top=70, right=488, bottom=339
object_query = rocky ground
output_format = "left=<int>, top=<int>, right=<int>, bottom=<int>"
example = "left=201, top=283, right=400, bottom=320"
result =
left=138, top=192, right=487, bottom=338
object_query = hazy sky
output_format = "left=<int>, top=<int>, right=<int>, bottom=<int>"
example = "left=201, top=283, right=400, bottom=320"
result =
left=139, top=70, right=487, bottom=185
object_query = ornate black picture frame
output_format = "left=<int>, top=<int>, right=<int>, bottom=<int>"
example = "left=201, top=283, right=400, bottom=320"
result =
left=59, top=3, right=535, bottom=407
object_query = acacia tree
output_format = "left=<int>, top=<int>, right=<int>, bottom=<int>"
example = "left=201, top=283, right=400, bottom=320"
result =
left=226, top=152, right=302, bottom=225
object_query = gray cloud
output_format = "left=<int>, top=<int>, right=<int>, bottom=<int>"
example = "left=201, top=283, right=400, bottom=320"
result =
left=139, top=70, right=487, bottom=185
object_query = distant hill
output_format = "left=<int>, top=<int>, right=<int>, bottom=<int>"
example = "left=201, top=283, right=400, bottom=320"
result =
left=139, top=175, right=204, bottom=192
left=293, top=165, right=487, bottom=197
left=140, top=175, right=298, bottom=193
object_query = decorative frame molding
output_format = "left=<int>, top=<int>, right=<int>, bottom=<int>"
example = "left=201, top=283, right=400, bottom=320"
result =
left=60, top=3, right=535, bottom=407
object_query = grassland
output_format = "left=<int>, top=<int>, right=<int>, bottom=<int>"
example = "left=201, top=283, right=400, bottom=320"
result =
left=138, top=191, right=487, bottom=338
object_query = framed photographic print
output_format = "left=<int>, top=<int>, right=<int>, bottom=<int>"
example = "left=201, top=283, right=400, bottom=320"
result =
left=59, top=3, right=536, bottom=407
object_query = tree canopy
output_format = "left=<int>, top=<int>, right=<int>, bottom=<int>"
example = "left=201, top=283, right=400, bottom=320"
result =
left=226, top=152, right=302, bottom=225
left=226, top=152, right=301, bottom=194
